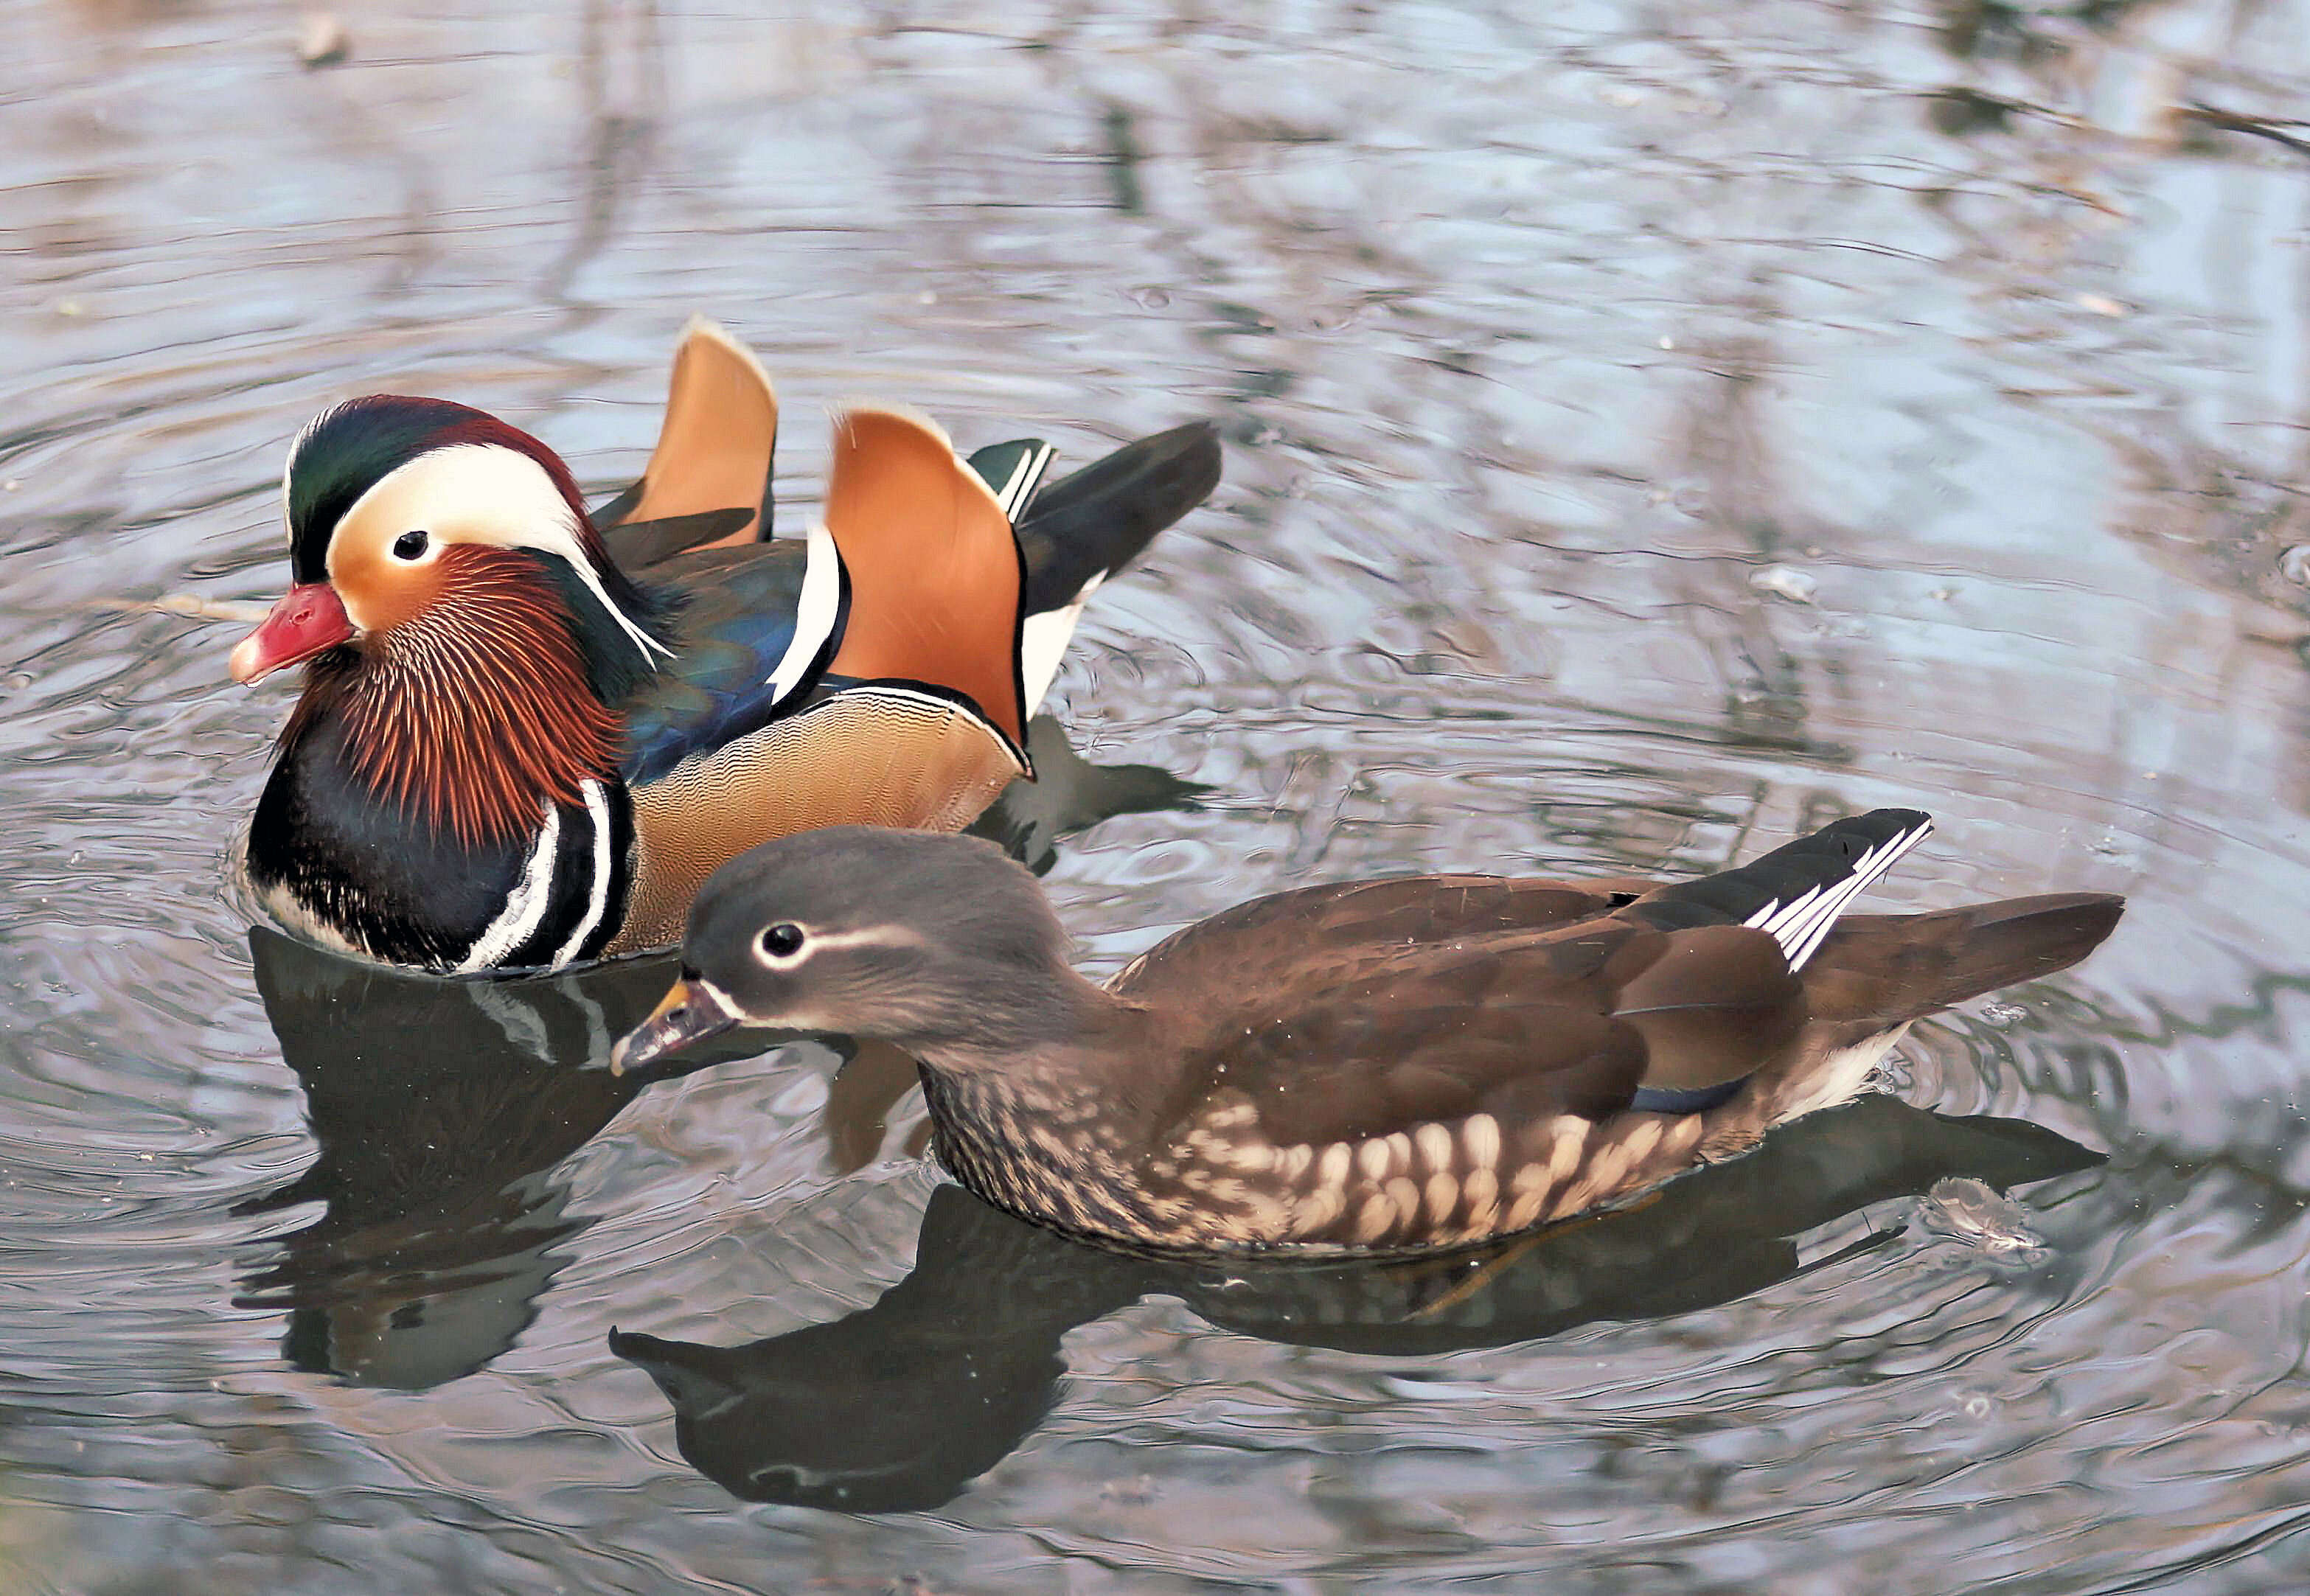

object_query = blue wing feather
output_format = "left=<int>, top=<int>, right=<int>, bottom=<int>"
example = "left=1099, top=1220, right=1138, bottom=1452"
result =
left=616, top=543, right=816, bottom=785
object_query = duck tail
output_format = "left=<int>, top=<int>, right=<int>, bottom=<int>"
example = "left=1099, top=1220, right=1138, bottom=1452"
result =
left=1012, top=421, right=1223, bottom=615
left=1801, top=892, right=2125, bottom=1026
left=1006, top=420, right=1222, bottom=711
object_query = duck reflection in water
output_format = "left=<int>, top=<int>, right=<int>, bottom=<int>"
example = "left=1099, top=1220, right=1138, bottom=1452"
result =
left=234, top=928, right=697, bottom=1388
left=233, top=717, right=1200, bottom=1389
left=611, top=1095, right=2098, bottom=1513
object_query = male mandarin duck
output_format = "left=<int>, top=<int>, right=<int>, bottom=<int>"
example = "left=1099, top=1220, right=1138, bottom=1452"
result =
left=611, top=809, right=2123, bottom=1256
left=229, top=321, right=1221, bottom=974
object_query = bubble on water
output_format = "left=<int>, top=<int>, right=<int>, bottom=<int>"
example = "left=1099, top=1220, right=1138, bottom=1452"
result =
left=1980, top=1000, right=2028, bottom=1027
left=1100, top=1474, right=1158, bottom=1505
left=296, top=13, right=349, bottom=67
left=1749, top=565, right=1817, bottom=604
left=1918, top=1177, right=2045, bottom=1257
left=2281, top=546, right=2310, bottom=587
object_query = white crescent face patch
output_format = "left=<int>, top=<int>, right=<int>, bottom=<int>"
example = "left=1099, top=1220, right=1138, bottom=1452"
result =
left=316, top=439, right=671, bottom=663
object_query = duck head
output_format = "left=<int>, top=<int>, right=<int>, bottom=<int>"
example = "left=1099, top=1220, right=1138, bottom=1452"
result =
left=612, top=826, right=1099, bottom=1075
left=233, top=395, right=670, bottom=688
left=233, top=397, right=675, bottom=843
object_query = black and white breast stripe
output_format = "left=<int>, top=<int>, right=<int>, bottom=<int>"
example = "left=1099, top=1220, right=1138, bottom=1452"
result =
left=452, top=780, right=636, bottom=974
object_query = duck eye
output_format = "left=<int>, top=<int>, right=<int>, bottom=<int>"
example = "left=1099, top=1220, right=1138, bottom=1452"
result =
left=392, top=529, right=431, bottom=561
left=759, top=923, right=806, bottom=961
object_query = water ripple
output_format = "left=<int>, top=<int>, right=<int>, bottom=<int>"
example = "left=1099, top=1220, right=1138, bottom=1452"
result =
left=3, top=0, right=2308, bottom=1589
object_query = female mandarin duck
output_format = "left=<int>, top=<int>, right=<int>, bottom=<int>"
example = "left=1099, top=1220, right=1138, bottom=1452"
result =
left=612, top=810, right=2122, bottom=1255
left=229, top=321, right=1220, bottom=974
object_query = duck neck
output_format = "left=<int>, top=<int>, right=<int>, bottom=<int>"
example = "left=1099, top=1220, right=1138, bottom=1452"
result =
left=910, top=980, right=1183, bottom=1236
left=284, top=550, right=630, bottom=848
left=911, top=966, right=1142, bottom=1090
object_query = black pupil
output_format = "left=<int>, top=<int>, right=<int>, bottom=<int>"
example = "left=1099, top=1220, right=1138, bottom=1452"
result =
left=393, top=529, right=429, bottom=560
left=764, top=924, right=804, bottom=958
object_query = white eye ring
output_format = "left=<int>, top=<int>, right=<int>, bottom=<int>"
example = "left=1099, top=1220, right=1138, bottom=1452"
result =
left=757, top=922, right=807, bottom=964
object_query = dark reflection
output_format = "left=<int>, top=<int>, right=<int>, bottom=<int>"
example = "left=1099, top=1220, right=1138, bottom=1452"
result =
left=968, top=714, right=1208, bottom=876
left=234, top=930, right=704, bottom=1389
left=1936, top=0, right=2138, bottom=63
left=821, top=1036, right=935, bottom=1176
left=611, top=1095, right=2099, bottom=1513
left=1927, top=87, right=2022, bottom=139
left=237, top=717, right=1206, bottom=1387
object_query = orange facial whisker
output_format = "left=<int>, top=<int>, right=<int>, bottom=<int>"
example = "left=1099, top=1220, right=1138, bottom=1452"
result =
left=282, top=546, right=625, bottom=847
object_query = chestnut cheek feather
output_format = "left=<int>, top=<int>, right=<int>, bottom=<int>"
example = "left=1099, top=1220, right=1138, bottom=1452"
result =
left=279, top=545, right=624, bottom=846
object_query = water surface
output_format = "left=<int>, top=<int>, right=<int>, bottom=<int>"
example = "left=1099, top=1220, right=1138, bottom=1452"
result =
left=5, top=0, right=2310, bottom=1590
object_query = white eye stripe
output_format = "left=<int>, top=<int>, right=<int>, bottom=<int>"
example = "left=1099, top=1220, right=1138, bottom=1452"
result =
left=325, top=442, right=672, bottom=661
left=749, top=924, right=924, bottom=968
left=391, top=531, right=441, bottom=565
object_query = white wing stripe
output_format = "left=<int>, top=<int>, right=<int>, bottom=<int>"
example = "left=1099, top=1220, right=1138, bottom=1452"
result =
left=765, top=523, right=843, bottom=704
left=1756, top=883, right=1823, bottom=937
left=992, top=442, right=1057, bottom=520
left=1781, top=867, right=1881, bottom=969
left=1748, top=819, right=1935, bottom=973
left=1788, top=824, right=1933, bottom=968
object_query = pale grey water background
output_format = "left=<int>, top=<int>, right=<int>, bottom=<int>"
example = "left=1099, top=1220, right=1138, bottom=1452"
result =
left=5, top=0, right=2310, bottom=1590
